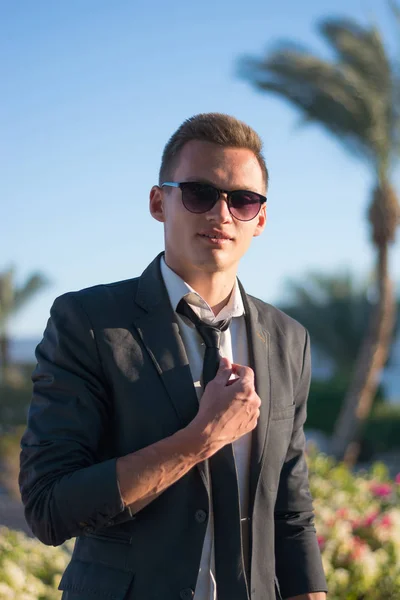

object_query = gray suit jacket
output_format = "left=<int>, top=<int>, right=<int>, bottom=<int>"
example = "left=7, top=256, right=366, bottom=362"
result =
left=19, top=253, right=327, bottom=600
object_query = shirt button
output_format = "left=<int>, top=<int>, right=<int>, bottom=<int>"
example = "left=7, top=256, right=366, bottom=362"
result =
left=106, top=519, right=114, bottom=527
left=195, top=509, right=207, bottom=523
left=180, top=588, right=194, bottom=600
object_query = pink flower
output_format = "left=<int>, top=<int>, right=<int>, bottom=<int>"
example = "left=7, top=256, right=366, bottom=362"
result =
left=350, top=536, right=368, bottom=560
left=380, top=514, right=392, bottom=529
left=363, top=511, right=379, bottom=527
left=395, top=474, right=400, bottom=485
left=317, top=535, right=326, bottom=549
left=370, top=482, right=392, bottom=497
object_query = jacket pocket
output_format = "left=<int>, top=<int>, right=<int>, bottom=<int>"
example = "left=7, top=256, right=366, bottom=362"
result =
left=59, top=559, right=134, bottom=599
left=271, top=403, right=296, bottom=421
left=266, top=404, right=296, bottom=492
left=84, top=530, right=132, bottom=545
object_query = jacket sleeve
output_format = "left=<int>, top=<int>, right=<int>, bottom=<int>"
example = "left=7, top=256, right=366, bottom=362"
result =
left=19, top=293, right=132, bottom=547
left=274, top=330, right=328, bottom=598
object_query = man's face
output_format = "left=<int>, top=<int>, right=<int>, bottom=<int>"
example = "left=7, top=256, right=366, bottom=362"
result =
left=150, top=140, right=267, bottom=277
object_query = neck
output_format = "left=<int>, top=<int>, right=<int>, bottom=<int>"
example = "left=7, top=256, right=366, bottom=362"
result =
left=165, top=258, right=237, bottom=316
left=190, top=274, right=236, bottom=316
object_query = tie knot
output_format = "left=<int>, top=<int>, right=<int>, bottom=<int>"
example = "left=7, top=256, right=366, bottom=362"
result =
left=177, top=299, right=231, bottom=349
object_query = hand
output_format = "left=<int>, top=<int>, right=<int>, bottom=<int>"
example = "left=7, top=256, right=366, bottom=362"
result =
left=189, top=357, right=261, bottom=457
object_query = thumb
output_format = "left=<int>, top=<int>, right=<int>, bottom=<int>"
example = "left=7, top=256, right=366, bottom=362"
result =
left=213, top=357, right=232, bottom=385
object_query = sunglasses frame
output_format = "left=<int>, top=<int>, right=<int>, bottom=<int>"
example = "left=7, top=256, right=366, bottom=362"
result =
left=161, top=181, right=267, bottom=222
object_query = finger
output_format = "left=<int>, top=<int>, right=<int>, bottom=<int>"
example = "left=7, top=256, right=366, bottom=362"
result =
left=231, top=363, right=254, bottom=382
left=226, top=376, right=240, bottom=387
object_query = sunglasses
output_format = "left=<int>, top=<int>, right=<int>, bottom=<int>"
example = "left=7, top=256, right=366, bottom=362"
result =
left=161, top=181, right=267, bottom=222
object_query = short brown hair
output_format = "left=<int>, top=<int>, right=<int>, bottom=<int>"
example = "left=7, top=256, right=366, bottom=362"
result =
left=159, top=113, right=268, bottom=189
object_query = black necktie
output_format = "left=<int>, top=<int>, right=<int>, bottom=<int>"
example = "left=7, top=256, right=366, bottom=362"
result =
left=177, top=299, right=249, bottom=600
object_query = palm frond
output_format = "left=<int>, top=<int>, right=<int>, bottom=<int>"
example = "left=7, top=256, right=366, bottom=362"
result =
left=13, top=274, right=48, bottom=315
left=320, top=20, right=391, bottom=93
left=240, top=49, right=377, bottom=164
left=389, top=0, right=400, bottom=23
left=238, top=16, right=399, bottom=173
left=321, top=20, right=394, bottom=163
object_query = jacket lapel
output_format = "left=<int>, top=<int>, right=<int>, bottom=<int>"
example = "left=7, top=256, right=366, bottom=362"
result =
left=132, top=254, right=209, bottom=488
left=239, top=283, right=272, bottom=516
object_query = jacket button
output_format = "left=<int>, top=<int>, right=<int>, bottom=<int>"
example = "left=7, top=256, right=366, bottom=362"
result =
left=106, top=519, right=114, bottom=526
left=180, top=589, right=194, bottom=600
left=195, top=509, right=207, bottom=523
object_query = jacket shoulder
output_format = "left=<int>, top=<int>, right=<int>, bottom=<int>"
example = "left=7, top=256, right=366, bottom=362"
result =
left=51, top=277, right=141, bottom=321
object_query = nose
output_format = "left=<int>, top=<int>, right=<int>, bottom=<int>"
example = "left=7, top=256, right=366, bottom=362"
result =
left=206, top=192, right=232, bottom=223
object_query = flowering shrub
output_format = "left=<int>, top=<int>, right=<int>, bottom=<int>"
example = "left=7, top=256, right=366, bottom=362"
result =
left=308, top=451, right=400, bottom=599
left=0, top=453, right=399, bottom=598
left=0, top=527, right=73, bottom=599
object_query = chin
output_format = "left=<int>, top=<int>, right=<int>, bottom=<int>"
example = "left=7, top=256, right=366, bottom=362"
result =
left=196, top=254, right=235, bottom=273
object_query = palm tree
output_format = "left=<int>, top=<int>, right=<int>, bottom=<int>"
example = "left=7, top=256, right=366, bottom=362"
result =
left=239, top=16, right=400, bottom=464
left=280, top=271, right=381, bottom=376
left=280, top=269, right=400, bottom=385
left=0, top=267, right=48, bottom=382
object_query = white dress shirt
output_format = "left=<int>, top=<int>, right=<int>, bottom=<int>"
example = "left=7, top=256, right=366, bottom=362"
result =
left=160, top=257, right=252, bottom=600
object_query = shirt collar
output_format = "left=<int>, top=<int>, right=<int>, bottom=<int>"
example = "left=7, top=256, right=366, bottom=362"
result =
left=160, top=256, right=244, bottom=323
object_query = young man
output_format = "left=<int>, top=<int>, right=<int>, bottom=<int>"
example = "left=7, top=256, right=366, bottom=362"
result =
left=19, top=113, right=328, bottom=600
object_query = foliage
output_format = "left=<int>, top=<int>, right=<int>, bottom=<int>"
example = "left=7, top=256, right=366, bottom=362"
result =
left=239, top=8, right=400, bottom=464
left=0, top=527, right=73, bottom=599
left=306, top=376, right=383, bottom=434
left=309, top=451, right=400, bottom=599
left=279, top=270, right=400, bottom=377
left=1, top=452, right=400, bottom=598
left=306, top=377, right=400, bottom=458
left=0, top=363, right=36, bottom=429
left=239, top=17, right=400, bottom=176
left=0, top=268, right=47, bottom=382
left=364, top=403, right=400, bottom=453
left=0, top=269, right=48, bottom=335
left=0, top=426, right=26, bottom=498
left=0, top=383, right=31, bottom=429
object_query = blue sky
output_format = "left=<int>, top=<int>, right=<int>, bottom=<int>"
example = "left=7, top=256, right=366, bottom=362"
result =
left=2, top=0, right=400, bottom=338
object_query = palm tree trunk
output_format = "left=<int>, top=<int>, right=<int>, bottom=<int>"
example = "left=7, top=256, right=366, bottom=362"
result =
left=0, top=333, right=10, bottom=383
left=330, top=243, right=396, bottom=465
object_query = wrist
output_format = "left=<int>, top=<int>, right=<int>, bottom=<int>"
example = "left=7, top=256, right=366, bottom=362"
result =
left=180, top=422, right=215, bottom=461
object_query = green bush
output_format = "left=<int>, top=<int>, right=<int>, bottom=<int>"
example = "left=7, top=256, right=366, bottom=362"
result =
left=0, top=527, right=73, bottom=599
left=0, top=384, right=30, bottom=430
left=306, top=377, right=349, bottom=435
left=0, top=426, right=25, bottom=498
left=305, top=377, right=400, bottom=457
left=0, top=363, right=35, bottom=429
left=364, top=403, right=400, bottom=453
left=309, top=451, right=400, bottom=599
left=1, top=452, right=400, bottom=599
left=306, top=377, right=385, bottom=436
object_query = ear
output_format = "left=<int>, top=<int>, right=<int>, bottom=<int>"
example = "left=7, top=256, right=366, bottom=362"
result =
left=253, top=203, right=267, bottom=237
left=149, top=186, right=165, bottom=223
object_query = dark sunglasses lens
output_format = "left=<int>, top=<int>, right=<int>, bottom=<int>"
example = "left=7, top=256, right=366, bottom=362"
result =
left=181, top=183, right=217, bottom=213
left=230, top=192, right=262, bottom=220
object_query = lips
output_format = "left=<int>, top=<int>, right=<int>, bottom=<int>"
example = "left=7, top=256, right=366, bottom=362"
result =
left=198, top=230, right=233, bottom=241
